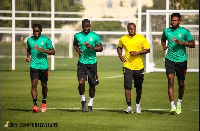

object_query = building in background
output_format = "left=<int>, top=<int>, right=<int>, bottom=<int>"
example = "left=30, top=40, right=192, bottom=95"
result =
left=82, top=0, right=153, bottom=19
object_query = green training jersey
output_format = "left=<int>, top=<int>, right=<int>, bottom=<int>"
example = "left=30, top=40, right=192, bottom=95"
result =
left=73, top=30, right=101, bottom=64
left=27, top=35, right=53, bottom=69
left=161, top=26, right=193, bottom=62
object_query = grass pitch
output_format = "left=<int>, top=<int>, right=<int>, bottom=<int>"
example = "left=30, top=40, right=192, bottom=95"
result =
left=0, top=56, right=199, bottom=131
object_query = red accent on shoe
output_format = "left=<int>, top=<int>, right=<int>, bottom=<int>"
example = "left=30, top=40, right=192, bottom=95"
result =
left=41, top=103, right=46, bottom=112
left=32, top=105, right=39, bottom=113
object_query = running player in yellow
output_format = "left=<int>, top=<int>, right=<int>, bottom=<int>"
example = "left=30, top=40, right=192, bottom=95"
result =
left=26, top=24, right=55, bottom=113
left=161, top=13, right=195, bottom=115
left=117, top=23, right=150, bottom=113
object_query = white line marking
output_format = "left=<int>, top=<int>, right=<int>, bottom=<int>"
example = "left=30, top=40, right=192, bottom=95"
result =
left=106, top=75, right=123, bottom=78
left=6, top=107, right=199, bottom=112
left=8, top=76, right=124, bottom=79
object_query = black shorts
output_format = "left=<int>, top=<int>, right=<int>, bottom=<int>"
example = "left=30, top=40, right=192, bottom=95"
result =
left=30, top=67, right=48, bottom=82
left=77, top=61, right=99, bottom=85
left=123, top=67, right=144, bottom=90
left=165, top=58, right=187, bottom=80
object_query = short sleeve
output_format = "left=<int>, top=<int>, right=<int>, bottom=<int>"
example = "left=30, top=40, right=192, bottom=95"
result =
left=46, top=38, right=53, bottom=49
left=161, top=30, right=167, bottom=41
left=95, top=34, right=101, bottom=45
left=142, top=36, right=150, bottom=49
left=118, top=37, right=123, bottom=48
left=27, top=38, right=31, bottom=49
left=185, top=30, right=193, bottom=42
left=73, top=34, right=78, bottom=44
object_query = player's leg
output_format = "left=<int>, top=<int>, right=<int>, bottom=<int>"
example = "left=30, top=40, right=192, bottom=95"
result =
left=177, top=78, right=184, bottom=100
left=88, top=83, right=95, bottom=112
left=31, top=78, right=38, bottom=103
left=78, top=78, right=86, bottom=104
left=123, top=67, right=133, bottom=113
left=175, top=60, right=187, bottom=114
left=40, top=69, right=48, bottom=112
left=77, top=61, right=87, bottom=112
left=30, top=68, right=39, bottom=112
left=78, top=78, right=86, bottom=112
left=133, top=68, right=144, bottom=113
left=167, top=74, right=175, bottom=104
left=41, top=81, right=47, bottom=112
left=176, top=79, right=184, bottom=114
left=87, top=63, right=99, bottom=112
left=165, top=59, right=176, bottom=114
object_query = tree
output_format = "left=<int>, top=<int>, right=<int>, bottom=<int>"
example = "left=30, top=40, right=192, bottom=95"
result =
left=171, top=0, right=199, bottom=9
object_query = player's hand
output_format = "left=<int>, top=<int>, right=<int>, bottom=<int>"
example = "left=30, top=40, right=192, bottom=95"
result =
left=76, top=49, right=82, bottom=55
left=38, top=47, right=45, bottom=53
left=162, top=45, right=168, bottom=50
left=119, top=55, right=126, bottom=62
left=26, top=57, right=30, bottom=62
left=129, top=51, right=138, bottom=56
left=84, top=41, right=92, bottom=49
left=175, top=39, right=183, bottom=45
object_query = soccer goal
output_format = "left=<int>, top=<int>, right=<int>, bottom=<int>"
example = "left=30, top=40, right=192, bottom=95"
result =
left=145, top=10, right=199, bottom=73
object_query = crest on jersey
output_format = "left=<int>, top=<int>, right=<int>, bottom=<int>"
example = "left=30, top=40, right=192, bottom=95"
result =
left=41, top=41, right=44, bottom=45
left=178, top=33, right=182, bottom=37
left=90, top=37, right=93, bottom=41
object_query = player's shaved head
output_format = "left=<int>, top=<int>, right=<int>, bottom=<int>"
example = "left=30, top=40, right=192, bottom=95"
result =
left=127, top=23, right=136, bottom=28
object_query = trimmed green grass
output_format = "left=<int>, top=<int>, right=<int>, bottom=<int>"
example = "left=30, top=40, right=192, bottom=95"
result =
left=0, top=57, right=199, bottom=131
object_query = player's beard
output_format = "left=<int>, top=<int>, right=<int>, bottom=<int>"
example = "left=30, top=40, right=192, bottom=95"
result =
left=34, top=34, right=40, bottom=39
left=83, top=29, right=90, bottom=34
left=171, top=24, right=179, bottom=29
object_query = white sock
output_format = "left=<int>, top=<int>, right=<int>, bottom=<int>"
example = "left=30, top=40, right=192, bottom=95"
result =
left=88, top=97, right=94, bottom=106
left=170, top=101, right=176, bottom=108
left=177, top=99, right=182, bottom=106
left=136, top=103, right=140, bottom=107
left=80, top=94, right=85, bottom=101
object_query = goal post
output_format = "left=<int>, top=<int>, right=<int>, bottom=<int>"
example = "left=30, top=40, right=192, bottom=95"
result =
left=146, top=10, right=199, bottom=73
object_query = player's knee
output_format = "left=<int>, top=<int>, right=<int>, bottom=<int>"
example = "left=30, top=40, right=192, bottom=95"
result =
left=41, top=82, right=47, bottom=87
left=178, top=80, right=184, bottom=88
left=32, top=83, right=37, bottom=88
left=79, top=79, right=85, bottom=85
left=124, top=83, right=132, bottom=90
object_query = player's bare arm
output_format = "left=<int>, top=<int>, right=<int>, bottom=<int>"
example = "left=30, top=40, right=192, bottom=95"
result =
left=117, top=46, right=126, bottom=62
left=175, top=39, right=195, bottom=48
left=73, top=41, right=82, bottom=55
left=84, top=41, right=103, bottom=52
left=26, top=48, right=31, bottom=62
left=129, top=49, right=150, bottom=56
left=92, top=43, right=103, bottom=52
left=161, top=39, right=168, bottom=50
left=39, top=47, right=55, bottom=55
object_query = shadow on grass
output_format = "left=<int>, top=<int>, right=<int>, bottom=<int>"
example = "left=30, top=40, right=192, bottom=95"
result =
left=142, top=109, right=169, bottom=114
left=57, top=109, right=82, bottom=112
left=8, top=108, right=32, bottom=112
left=98, top=109, right=124, bottom=113
left=99, top=109, right=169, bottom=114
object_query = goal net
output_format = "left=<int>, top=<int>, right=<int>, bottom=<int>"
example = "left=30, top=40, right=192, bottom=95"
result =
left=146, top=10, right=199, bottom=73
